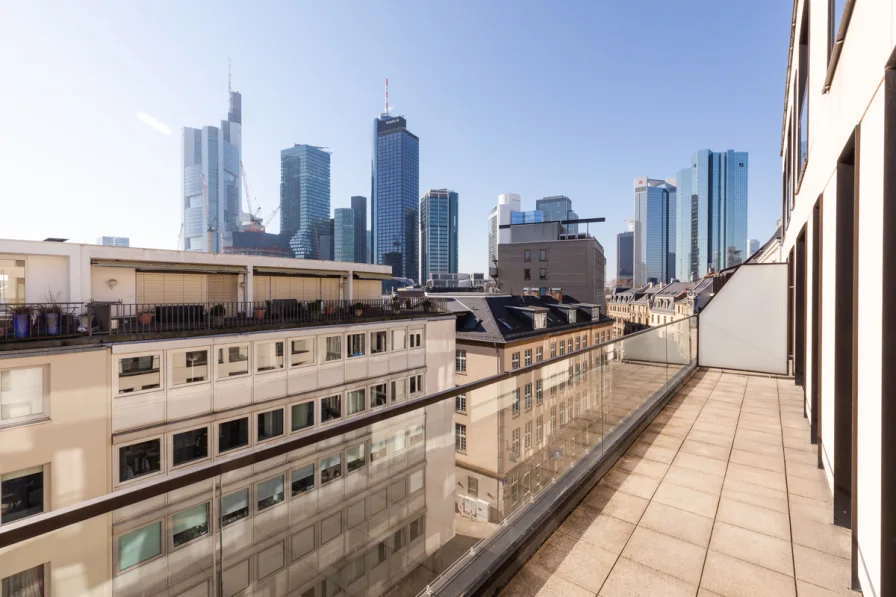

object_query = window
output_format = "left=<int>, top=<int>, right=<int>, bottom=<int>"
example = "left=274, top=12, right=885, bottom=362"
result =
left=320, top=453, right=342, bottom=484
left=575, top=337, right=580, bottom=351
left=171, top=349, right=208, bottom=385
left=292, top=526, right=315, bottom=560
left=409, top=424, right=424, bottom=446
left=321, top=395, right=342, bottom=422
left=0, top=366, right=46, bottom=424
left=119, top=522, right=162, bottom=571
left=559, top=341, right=565, bottom=356
left=1, top=565, right=45, bottom=597
left=468, top=476, right=478, bottom=498
left=291, top=401, right=314, bottom=432
left=291, top=463, right=315, bottom=496
left=258, top=542, right=285, bottom=580
left=550, top=342, right=556, bottom=358
left=347, top=388, right=366, bottom=415
left=221, top=489, right=249, bottom=526
left=524, top=349, right=532, bottom=366
left=798, top=4, right=809, bottom=174
left=371, top=331, right=387, bottom=354
left=830, top=0, right=847, bottom=60
left=525, top=422, right=532, bottom=449
left=369, top=488, right=387, bottom=515
left=290, top=338, right=314, bottom=367
left=455, top=349, right=467, bottom=373
left=371, top=383, right=387, bottom=407
left=539, top=268, right=547, bottom=280
left=347, top=333, right=365, bottom=358
left=257, top=409, right=284, bottom=442
left=568, top=401, right=573, bottom=422
left=567, top=339, right=572, bottom=353
left=409, top=330, right=423, bottom=348
left=456, top=393, right=466, bottom=413
left=257, top=475, right=285, bottom=511
left=511, top=428, right=520, bottom=455
left=217, top=345, right=249, bottom=378
left=324, top=336, right=342, bottom=362
left=550, top=406, right=556, bottom=432
left=409, top=374, right=423, bottom=395
left=119, top=440, right=161, bottom=482
left=345, top=554, right=365, bottom=585
left=391, top=378, right=406, bottom=402
left=409, top=469, right=423, bottom=493
left=346, top=500, right=366, bottom=531
left=560, top=401, right=566, bottom=425
left=320, top=512, right=342, bottom=545
left=512, top=352, right=520, bottom=370
left=256, top=341, right=284, bottom=372
left=1, top=467, right=43, bottom=522
left=524, top=383, right=532, bottom=411
left=321, top=573, right=341, bottom=597
left=536, top=379, right=543, bottom=405
left=393, top=429, right=407, bottom=452
left=392, top=329, right=407, bottom=350
left=409, top=515, right=425, bottom=542
left=347, top=443, right=366, bottom=472
left=524, top=250, right=531, bottom=262
left=582, top=335, right=588, bottom=348
left=536, top=347, right=543, bottom=363
left=172, top=503, right=208, bottom=548
left=539, top=249, right=547, bottom=261
left=172, top=428, right=208, bottom=467
left=370, top=438, right=388, bottom=462
left=523, top=268, right=531, bottom=281
left=393, top=528, right=406, bottom=551
left=391, top=479, right=406, bottom=504
left=512, top=389, right=520, bottom=417
left=537, top=415, right=544, bottom=443
left=219, top=418, right=249, bottom=453
left=369, top=541, right=387, bottom=568
left=455, top=423, right=467, bottom=452
left=118, top=355, right=161, bottom=394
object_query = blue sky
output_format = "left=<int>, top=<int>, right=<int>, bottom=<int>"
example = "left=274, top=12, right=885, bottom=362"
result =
left=0, top=1, right=791, bottom=276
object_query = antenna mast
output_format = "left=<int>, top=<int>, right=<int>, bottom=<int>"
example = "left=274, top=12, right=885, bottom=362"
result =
left=384, top=78, right=389, bottom=113
left=228, top=57, right=232, bottom=112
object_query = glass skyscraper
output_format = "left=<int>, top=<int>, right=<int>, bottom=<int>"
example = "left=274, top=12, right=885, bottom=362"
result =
left=510, top=210, right=545, bottom=224
left=536, top=196, right=578, bottom=233
left=371, top=115, right=419, bottom=281
left=633, top=177, right=677, bottom=286
left=280, top=144, right=331, bottom=260
left=334, top=208, right=355, bottom=263
left=351, top=196, right=367, bottom=263
left=419, top=189, right=459, bottom=283
left=675, top=149, right=749, bottom=279
left=181, top=89, right=242, bottom=253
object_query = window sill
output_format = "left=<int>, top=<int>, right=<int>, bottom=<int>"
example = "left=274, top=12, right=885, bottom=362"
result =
left=0, top=415, right=51, bottom=431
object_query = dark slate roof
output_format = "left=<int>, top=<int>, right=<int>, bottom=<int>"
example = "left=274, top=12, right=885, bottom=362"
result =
left=655, top=281, right=697, bottom=297
left=446, top=294, right=612, bottom=343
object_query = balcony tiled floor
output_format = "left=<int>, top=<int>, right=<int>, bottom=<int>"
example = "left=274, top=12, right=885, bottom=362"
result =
left=499, top=369, right=861, bottom=597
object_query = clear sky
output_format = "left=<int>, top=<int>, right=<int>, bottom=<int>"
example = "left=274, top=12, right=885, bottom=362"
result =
left=0, top=0, right=791, bottom=277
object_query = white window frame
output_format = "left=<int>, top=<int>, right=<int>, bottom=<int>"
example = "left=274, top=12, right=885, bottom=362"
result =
left=169, top=346, right=211, bottom=388
left=170, top=424, right=211, bottom=470
left=115, top=353, right=163, bottom=397
left=536, top=346, right=543, bottom=363
left=408, top=328, right=424, bottom=349
left=409, top=374, right=424, bottom=396
left=321, top=335, right=343, bottom=363
left=256, top=407, right=285, bottom=444
left=346, top=332, right=366, bottom=359
left=115, top=519, right=164, bottom=574
left=370, top=330, right=388, bottom=355
left=524, top=349, right=532, bottom=366
left=254, top=340, right=285, bottom=374
left=0, top=364, right=50, bottom=428
left=455, top=393, right=466, bottom=414
left=0, top=464, right=48, bottom=524
left=215, top=343, right=250, bottom=380
left=511, top=352, right=520, bottom=370
left=290, top=399, right=316, bottom=434
left=115, top=435, right=164, bottom=487
left=169, top=500, right=211, bottom=551
left=216, top=414, right=252, bottom=456
left=391, top=328, right=407, bottom=351
left=346, top=387, right=367, bottom=416
left=455, top=349, right=467, bottom=373
left=289, top=336, right=315, bottom=368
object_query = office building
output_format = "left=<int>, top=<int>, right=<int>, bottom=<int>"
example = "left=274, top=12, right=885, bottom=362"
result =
left=334, top=208, right=355, bottom=263
left=351, top=196, right=368, bottom=263
left=675, top=150, right=749, bottom=280
left=224, top=230, right=293, bottom=258
left=509, top=210, right=544, bottom=225
left=616, top=219, right=634, bottom=287
left=419, top=189, right=459, bottom=284
left=633, top=177, right=676, bottom=285
left=97, top=236, right=130, bottom=248
left=367, top=229, right=372, bottom=264
left=371, top=114, right=419, bottom=281
left=487, top=193, right=522, bottom=274
left=749, top=238, right=760, bottom=257
left=180, top=88, right=242, bottom=253
left=536, top=196, right=578, bottom=233
left=280, top=144, right=331, bottom=260
left=314, top=218, right=335, bottom=262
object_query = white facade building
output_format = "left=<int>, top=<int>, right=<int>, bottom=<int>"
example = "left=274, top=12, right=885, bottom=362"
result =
left=487, top=193, right=521, bottom=274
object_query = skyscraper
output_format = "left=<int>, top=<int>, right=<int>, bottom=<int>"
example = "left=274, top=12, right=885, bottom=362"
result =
left=372, top=112, right=419, bottom=281
left=749, top=238, right=760, bottom=257
left=351, top=196, right=367, bottom=263
left=420, top=189, right=459, bottom=283
left=181, top=87, right=242, bottom=253
left=97, top=236, right=130, bottom=247
left=487, top=193, right=521, bottom=273
left=674, top=150, right=749, bottom=279
left=280, top=144, right=331, bottom=260
left=334, top=208, right=355, bottom=263
left=536, top=196, right=578, bottom=233
left=633, top=177, right=677, bottom=286
left=616, top=219, right=634, bottom=287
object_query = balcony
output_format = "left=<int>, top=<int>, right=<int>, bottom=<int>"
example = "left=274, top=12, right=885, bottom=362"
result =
left=0, top=298, right=446, bottom=349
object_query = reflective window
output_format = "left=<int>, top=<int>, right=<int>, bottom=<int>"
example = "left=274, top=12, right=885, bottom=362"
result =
left=1, top=467, right=43, bottom=522
left=257, top=409, right=284, bottom=442
left=172, top=503, right=208, bottom=547
left=290, top=338, right=314, bottom=367
left=0, top=367, right=46, bottom=423
left=321, top=395, right=342, bottom=422
left=371, top=383, right=387, bottom=407
left=219, top=418, right=249, bottom=453
left=172, top=428, right=208, bottom=466
left=371, top=331, right=387, bottom=354
left=347, top=443, right=366, bottom=472
left=118, top=355, right=161, bottom=394
left=119, top=522, right=162, bottom=571
left=347, top=389, right=366, bottom=415
left=217, top=345, right=249, bottom=378
left=324, top=336, right=342, bottom=361
left=347, top=333, right=365, bottom=358
left=221, top=489, right=249, bottom=526
left=291, top=401, right=314, bottom=432
left=291, top=463, right=315, bottom=496
left=320, top=453, right=342, bottom=484
left=119, top=440, right=161, bottom=482
left=257, top=475, right=285, bottom=511
left=256, top=341, right=284, bottom=372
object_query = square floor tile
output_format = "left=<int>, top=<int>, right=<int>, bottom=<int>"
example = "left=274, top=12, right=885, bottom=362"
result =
left=789, top=494, right=833, bottom=524
left=598, top=556, right=698, bottom=597
left=664, top=465, right=725, bottom=495
left=652, top=480, right=719, bottom=518
left=614, top=455, right=670, bottom=479
left=500, top=562, right=596, bottom=597
left=732, top=437, right=784, bottom=457
left=715, top=497, right=791, bottom=541
left=679, top=439, right=731, bottom=461
left=729, top=449, right=785, bottom=473
left=709, top=521, right=794, bottom=576
left=701, top=550, right=796, bottom=597
left=530, top=531, right=618, bottom=593
left=721, top=482, right=790, bottom=514
left=582, top=485, right=650, bottom=524
left=600, top=470, right=661, bottom=500
left=726, top=463, right=787, bottom=492
left=787, top=476, right=833, bottom=503
left=638, top=501, right=714, bottom=547
left=793, top=545, right=852, bottom=594
left=672, top=451, right=728, bottom=477
left=790, top=516, right=850, bottom=559
left=558, top=506, right=636, bottom=554
left=795, top=580, right=863, bottom=597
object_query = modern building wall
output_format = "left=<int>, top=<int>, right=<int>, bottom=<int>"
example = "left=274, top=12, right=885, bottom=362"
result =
left=749, top=238, right=760, bottom=257
left=616, top=230, right=633, bottom=284
left=488, top=194, right=522, bottom=273
left=419, top=189, right=459, bottom=284
left=98, top=236, right=130, bottom=247
left=633, top=177, right=676, bottom=285
left=371, top=115, right=419, bottom=282
left=351, top=196, right=368, bottom=263
left=535, top=196, right=577, bottom=233
left=334, top=208, right=355, bottom=263
left=280, top=144, right=332, bottom=260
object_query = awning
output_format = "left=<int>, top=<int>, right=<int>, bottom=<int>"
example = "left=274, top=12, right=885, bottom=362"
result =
left=92, top=259, right=246, bottom=274
left=353, top=272, right=393, bottom=281
left=253, top=266, right=348, bottom=278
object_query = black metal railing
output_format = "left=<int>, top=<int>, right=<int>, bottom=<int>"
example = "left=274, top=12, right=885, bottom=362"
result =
left=0, top=298, right=447, bottom=342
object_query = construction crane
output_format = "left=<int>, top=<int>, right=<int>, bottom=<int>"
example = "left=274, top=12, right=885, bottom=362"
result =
left=263, top=205, right=281, bottom=229
left=239, top=160, right=264, bottom=231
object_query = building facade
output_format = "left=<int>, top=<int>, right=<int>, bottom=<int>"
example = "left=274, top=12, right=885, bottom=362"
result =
left=535, top=196, right=578, bottom=233
left=280, top=144, right=332, bottom=260
left=487, top=193, right=522, bottom=275
left=419, top=189, right=459, bottom=284
left=351, top=196, right=368, bottom=263
left=371, top=115, right=419, bottom=282
left=98, top=236, right=130, bottom=247
left=616, top=219, right=634, bottom=288
left=0, top=239, right=455, bottom=597
left=334, top=208, right=355, bottom=263
left=749, top=238, right=760, bottom=257
left=633, top=177, right=676, bottom=286
left=509, top=210, right=544, bottom=225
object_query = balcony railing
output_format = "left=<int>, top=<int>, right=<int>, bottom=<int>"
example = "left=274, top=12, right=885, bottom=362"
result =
left=0, top=317, right=696, bottom=597
left=0, top=298, right=447, bottom=344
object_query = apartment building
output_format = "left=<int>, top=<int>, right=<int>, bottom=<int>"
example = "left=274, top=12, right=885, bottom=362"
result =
left=445, top=293, right=612, bottom=522
left=0, top=239, right=456, bottom=597
left=782, top=0, right=896, bottom=593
